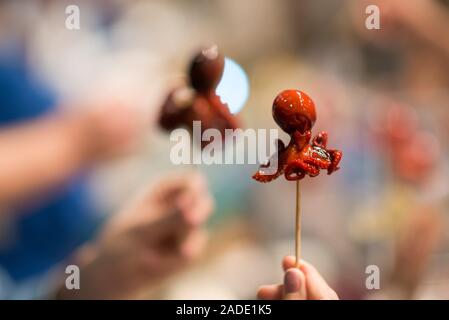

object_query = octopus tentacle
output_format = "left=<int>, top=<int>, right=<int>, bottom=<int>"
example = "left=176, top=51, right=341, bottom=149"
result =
left=252, top=139, right=287, bottom=182
left=327, top=150, right=342, bottom=174
left=304, top=157, right=331, bottom=170
left=284, top=158, right=319, bottom=180
left=312, top=131, right=328, bottom=149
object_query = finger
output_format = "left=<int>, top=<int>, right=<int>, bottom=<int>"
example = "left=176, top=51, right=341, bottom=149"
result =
left=133, top=172, right=212, bottom=243
left=146, top=229, right=207, bottom=276
left=155, top=171, right=212, bottom=228
left=300, top=260, right=339, bottom=300
left=179, top=228, right=208, bottom=260
left=178, top=193, right=214, bottom=227
left=282, top=255, right=296, bottom=272
left=140, top=250, right=186, bottom=279
left=257, top=285, right=283, bottom=300
left=175, top=171, right=209, bottom=199
left=283, top=268, right=307, bottom=300
left=152, top=171, right=208, bottom=204
left=188, top=171, right=209, bottom=194
left=136, top=208, right=188, bottom=243
left=137, top=192, right=212, bottom=245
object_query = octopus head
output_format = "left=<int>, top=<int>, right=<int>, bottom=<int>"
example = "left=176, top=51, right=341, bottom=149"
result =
left=189, top=45, right=225, bottom=93
left=272, top=89, right=316, bottom=135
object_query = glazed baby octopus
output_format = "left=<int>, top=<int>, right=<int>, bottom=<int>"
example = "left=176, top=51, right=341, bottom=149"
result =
left=253, top=90, right=342, bottom=183
left=159, top=45, right=239, bottom=148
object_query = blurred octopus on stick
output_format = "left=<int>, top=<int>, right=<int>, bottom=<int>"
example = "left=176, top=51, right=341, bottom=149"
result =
left=159, top=45, right=241, bottom=149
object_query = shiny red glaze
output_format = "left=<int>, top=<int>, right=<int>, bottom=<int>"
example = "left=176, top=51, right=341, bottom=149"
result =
left=272, top=90, right=316, bottom=135
left=253, top=90, right=342, bottom=182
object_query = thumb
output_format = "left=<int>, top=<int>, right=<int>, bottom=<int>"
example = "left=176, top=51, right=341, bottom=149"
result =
left=300, top=261, right=339, bottom=300
left=283, top=268, right=307, bottom=300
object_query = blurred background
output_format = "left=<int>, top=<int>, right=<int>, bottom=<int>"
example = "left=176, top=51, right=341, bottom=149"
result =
left=1, top=0, right=449, bottom=299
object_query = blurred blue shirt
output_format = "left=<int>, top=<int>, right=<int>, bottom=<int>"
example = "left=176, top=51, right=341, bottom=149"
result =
left=0, top=44, right=99, bottom=283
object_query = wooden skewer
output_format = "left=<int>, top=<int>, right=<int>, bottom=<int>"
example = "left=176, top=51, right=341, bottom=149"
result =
left=295, top=180, right=301, bottom=268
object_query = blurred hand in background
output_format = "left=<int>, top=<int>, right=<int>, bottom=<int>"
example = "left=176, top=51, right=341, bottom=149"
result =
left=57, top=172, right=214, bottom=299
left=258, top=256, right=339, bottom=300
left=0, top=103, right=144, bottom=207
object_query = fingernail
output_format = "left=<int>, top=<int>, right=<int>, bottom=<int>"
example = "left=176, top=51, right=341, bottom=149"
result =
left=284, top=269, right=301, bottom=293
